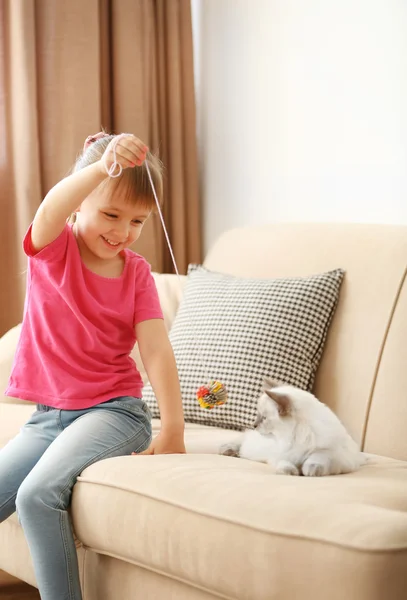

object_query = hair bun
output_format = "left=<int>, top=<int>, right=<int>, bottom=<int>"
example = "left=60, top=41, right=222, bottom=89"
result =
left=83, top=132, right=109, bottom=152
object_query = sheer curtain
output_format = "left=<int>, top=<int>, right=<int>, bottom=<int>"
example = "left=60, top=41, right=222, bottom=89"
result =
left=0, top=0, right=201, bottom=336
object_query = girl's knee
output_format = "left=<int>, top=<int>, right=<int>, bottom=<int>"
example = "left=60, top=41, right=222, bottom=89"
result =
left=16, top=476, right=57, bottom=517
left=15, top=478, right=38, bottom=517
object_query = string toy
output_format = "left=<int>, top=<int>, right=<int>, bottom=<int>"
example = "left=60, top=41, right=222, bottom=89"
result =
left=104, top=134, right=228, bottom=410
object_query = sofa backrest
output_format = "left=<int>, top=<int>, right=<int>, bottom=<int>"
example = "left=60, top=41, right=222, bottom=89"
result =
left=2, top=223, right=405, bottom=460
left=203, top=223, right=407, bottom=460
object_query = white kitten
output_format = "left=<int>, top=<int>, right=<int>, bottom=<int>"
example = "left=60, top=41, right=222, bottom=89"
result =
left=220, top=378, right=365, bottom=476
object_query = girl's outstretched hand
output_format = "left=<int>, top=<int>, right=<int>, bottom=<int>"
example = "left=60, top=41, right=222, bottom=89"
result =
left=131, top=431, right=186, bottom=456
left=102, top=134, right=148, bottom=173
left=84, top=132, right=148, bottom=174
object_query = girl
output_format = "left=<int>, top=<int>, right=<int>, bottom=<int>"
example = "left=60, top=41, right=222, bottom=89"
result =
left=0, top=132, right=185, bottom=600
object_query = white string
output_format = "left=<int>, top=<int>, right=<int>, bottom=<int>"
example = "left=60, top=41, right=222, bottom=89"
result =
left=102, top=133, right=129, bottom=178
left=103, top=134, right=181, bottom=277
left=103, top=134, right=213, bottom=384
left=144, top=162, right=213, bottom=384
left=144, top=163, right=181, bottom=279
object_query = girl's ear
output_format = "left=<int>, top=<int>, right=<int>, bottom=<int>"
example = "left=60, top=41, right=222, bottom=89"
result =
left=265, top=389, right=292, bottom=417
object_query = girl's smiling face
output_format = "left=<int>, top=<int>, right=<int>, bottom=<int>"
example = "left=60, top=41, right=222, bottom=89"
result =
left=74, top=185, right=151, bottom=262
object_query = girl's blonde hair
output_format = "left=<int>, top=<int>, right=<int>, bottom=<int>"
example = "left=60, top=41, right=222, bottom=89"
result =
left=69, top=134, right=163, bottom=223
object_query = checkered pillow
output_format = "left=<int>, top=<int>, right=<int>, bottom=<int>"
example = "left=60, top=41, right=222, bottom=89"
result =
left=143, top=265, right=344, bottom=430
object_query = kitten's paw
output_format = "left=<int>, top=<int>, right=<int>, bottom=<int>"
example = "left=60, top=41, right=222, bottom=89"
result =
left=219, top=443, right=240, bottom=458
left=274, top=460, right=299, bottom=476
left=302, top=462, right=326, bottom=477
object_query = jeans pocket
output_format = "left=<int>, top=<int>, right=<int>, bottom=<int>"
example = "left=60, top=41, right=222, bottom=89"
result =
left=113, top=396, right=151, bottom=419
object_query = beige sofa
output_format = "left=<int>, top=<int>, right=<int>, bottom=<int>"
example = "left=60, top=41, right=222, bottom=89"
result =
left=1, top=222, right=407, bottom=600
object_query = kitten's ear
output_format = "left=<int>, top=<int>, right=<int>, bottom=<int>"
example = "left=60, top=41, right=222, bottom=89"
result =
left=262, top=376, right=281, bottom=391
left=265, top=389, right=292, bottom=417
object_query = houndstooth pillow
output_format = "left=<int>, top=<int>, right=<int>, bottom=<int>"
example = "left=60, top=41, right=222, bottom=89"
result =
left=143, top=265, right=345, bottom=430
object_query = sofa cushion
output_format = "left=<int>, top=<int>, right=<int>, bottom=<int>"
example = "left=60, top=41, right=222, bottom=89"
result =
left=72, top=454, right=407, bottom=600
left=143, top=265, right=344, bottom=430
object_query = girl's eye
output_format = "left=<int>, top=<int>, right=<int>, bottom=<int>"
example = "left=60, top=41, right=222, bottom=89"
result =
left=104, top=213, right=143, bottom=225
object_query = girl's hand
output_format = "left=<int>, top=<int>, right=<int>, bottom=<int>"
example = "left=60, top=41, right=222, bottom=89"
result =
left=102, top=134, right=148, bottom=173
left=131, top=431, right=186, bottom=456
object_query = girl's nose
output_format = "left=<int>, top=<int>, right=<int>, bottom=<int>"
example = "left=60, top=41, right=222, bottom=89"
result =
left=113, top=222, right=129, bottom=240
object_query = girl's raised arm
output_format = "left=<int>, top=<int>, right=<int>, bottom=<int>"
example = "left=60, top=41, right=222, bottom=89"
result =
left=31, top=134, right=147, bottom=252
left=31, top=162, right=108, bottom=252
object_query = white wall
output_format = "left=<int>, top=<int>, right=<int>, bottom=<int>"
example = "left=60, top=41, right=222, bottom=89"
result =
left=191, top=0, right=407, bottom=252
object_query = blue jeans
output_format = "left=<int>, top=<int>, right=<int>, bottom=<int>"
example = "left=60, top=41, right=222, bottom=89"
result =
left=0, top=396, right=152, bottom=600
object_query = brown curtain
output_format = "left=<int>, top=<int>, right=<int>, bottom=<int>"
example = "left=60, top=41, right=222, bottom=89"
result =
left=0, top=0, right=201, bottom=337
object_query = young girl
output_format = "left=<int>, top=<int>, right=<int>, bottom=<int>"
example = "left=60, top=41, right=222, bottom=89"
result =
left=0, top=132, right=185, bottom=600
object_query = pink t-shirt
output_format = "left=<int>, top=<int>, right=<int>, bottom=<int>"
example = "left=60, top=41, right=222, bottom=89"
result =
left=5, top=224, right=163, bottom=409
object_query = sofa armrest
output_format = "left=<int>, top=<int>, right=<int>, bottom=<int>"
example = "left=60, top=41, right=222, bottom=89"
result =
left=0, top=324, right=26, bottom=405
